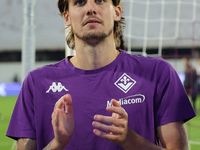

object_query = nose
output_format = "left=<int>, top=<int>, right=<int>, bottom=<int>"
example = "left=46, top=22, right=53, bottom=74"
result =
left=86, top=0, right=97, bottom=15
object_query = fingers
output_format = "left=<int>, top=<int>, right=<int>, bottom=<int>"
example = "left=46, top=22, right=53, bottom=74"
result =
left=94, top=99, right=128, bottom=126
left=93, top=99, right=128, bottom=143
left=52, top=95, right=66, bottom=125
left=93, top=128, right=125, bottom=142
left=64, top=94, right=73, bottom=113
left=106, top=99, right=128, bottom=119
left=53, top=94, right=73, bottom=112
left=93, top=115, right=126, bottom=127
left=51, top=94, right=73, bottom=121
left=92, top=113, right=127, bottom=137
left=111, top=99, right=121, bottom=107
left=92, top=114, right=128, bottom=143
left=51, top=94, right=75, bottom=147
left=54, top=95, right=66, bottom=111
left=92, top=119, right=125, bottom=134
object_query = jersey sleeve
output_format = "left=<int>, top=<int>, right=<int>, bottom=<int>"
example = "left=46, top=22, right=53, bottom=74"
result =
left=6, top=72, right=36, bottom=140
left=154, top=59, right=196, bottom=127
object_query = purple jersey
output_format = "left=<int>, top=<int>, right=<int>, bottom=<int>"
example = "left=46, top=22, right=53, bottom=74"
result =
left=6, top=50, right=195, bottom=150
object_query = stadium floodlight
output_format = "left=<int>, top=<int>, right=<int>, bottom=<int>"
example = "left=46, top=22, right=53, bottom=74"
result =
left=21, top=0, right=36, bottom=81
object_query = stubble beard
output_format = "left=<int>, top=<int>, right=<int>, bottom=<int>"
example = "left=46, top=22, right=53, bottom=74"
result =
left=74, top=28, right=113, bottom=47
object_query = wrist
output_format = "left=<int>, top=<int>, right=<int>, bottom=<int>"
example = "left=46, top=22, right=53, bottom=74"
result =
left=119, top=128, right=136, bottom=149
left=50, top=138, right=67, bottom=150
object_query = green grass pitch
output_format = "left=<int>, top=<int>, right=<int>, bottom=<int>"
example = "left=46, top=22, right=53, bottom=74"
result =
left=0, top=96, right=200, bottom=150
left=0, top=96, right=17, bottom=150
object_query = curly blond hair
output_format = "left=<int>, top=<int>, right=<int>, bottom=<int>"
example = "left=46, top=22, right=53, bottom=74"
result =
left=57, top=0, right=125, bottom=49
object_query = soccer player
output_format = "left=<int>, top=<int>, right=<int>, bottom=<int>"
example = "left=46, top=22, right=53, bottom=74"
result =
left=7, top=0, right=196, bottom=149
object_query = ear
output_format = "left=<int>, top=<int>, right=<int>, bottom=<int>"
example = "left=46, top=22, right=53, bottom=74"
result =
left=114, top=5, right=122, bottom=21
left=64, top=12, right=71, bottom=26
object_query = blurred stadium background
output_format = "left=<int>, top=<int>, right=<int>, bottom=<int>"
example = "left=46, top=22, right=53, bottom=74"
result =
left=0, top=0, right=200, bottom=149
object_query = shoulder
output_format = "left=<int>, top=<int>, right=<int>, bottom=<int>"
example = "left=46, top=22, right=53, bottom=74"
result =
left=32, top=58, right=67, bottom=74
left=30, top=58, right=67, bottom=76
left=121, top=50, right=173, bottom=73
left=23, top=58, right=68, bottom=84
left=122, top=50, right=168, bottom=65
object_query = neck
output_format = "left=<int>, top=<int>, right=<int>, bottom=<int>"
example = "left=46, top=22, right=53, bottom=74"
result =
left=69, top=37, right=120, bottom=70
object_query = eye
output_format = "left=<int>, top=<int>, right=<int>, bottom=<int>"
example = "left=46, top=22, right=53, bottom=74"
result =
left=74, top=0, right=86, bottom=6
left=95, top=0, right=105, bottom=4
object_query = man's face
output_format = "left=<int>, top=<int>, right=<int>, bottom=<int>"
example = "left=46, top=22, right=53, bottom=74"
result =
left=64, top=0, right=121, bottom=46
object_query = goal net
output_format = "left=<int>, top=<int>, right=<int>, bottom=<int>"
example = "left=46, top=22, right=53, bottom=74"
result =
left=121, top=1, right=200, bottom=148
left=121, top=0, right=200, bottom=57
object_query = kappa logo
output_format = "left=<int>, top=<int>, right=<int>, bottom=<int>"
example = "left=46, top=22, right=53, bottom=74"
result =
left=46, top=82, right=69, bottom=93
left=114, top=73, right=136, bottom=93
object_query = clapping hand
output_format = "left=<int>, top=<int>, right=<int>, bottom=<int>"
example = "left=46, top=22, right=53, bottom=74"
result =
left=92, top=99, right=128, bottom=146
left=51, top=94, right=75, bottom=149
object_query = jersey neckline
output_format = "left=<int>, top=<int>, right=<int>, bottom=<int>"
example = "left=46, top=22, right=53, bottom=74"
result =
left=64, top=49, right=126, bottom=74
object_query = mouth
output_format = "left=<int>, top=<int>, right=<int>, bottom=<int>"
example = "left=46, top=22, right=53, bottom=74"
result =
left=83, top=18, right=102, bottom=26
